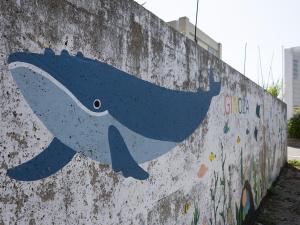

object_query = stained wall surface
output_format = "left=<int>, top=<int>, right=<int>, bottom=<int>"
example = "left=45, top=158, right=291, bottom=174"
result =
left=0, top=0, right=287, bottom=224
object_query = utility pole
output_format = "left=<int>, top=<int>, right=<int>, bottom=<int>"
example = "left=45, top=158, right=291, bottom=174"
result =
left=282, top=45, right=284, bottom=100
left=194, top=0, right=199, bottom=44
left=243, top=43, right=247, bottom=76
left=258, top=46, right=264, bottom=88
left=266, top=51, right=274, bottom=89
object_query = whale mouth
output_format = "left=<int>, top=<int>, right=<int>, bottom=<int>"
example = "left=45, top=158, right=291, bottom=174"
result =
left=8, top=61, right=109, bottom=117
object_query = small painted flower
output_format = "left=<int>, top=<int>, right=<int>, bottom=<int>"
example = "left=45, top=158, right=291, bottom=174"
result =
left=183, top=201, right=190, bottom=214
left=209, top=152, right=216, bottom=161
left=237, top=136, right=241, bottom=144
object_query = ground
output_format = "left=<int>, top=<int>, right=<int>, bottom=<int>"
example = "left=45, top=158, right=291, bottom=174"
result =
left=288, top=146, right=300, bottom=161
left=254, top=147, right=300, bottom=225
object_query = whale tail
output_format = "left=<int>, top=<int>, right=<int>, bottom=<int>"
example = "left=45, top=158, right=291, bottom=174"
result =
left=7, top=138, right=76, bottom=181
left=108, top=125, right=149, bottom=180
left=209, top=69, right=221, bottom=96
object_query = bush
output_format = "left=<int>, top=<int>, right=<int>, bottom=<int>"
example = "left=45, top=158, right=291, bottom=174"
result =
left=288, top=160, right=300, bottom=168
left=266, top=82, right=281, bottom=97
left=288, top=114, right=300, bottom=138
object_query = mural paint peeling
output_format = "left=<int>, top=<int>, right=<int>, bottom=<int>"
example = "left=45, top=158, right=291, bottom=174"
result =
left=6, top=49, right=221, bottom=181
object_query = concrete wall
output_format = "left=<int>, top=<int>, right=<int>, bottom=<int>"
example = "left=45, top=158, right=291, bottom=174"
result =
left=0, top=0, right=287, bottom=224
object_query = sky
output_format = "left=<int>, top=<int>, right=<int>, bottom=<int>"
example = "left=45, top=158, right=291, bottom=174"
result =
left=135, top=0, right=300, bottom=89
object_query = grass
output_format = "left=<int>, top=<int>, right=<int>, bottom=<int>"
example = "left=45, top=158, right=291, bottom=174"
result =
left=288, top=160, right=300, bottom=168
left=257, top=213, right=276, bottom=225
left=268, top=186, right=279, bottom=196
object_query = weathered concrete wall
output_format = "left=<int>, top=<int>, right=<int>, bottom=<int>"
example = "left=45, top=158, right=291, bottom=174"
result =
left=0, top=0, right=287, bottom=224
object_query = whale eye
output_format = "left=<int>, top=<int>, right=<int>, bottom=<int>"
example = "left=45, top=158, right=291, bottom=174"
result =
left=93, top=99, right=101, bottom=109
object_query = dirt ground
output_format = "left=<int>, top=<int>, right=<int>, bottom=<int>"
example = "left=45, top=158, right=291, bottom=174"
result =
left=254, top=162, right=300, bottom=225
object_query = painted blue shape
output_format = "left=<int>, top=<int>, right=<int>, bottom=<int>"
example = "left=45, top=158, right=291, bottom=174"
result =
left=254, top=127, right=258, bottom=141
left=8, top=49, right=220, bottom=142
left=7, top=138, right=76, bottom=181
left=108, top=125, right=149, bottom=180
left=256, top=104, right=260, bottom=118
left=7, top=49, right=221, bottom=181
left=223, top=121, right=230, bottom=134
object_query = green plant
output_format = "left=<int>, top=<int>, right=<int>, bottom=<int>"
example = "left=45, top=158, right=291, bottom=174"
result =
left=257, top=213, right=276, bottom=225
left=288, top=114, right=300, bottom=138
left=268, top=186, right=279, bottom=195
left=288, top=160, right=300, bottom=168
left=191, top=202, right=200, bottom=225
left=266, top=81, right=281, bottom=97
left=235, top=203, right=243, bottom=225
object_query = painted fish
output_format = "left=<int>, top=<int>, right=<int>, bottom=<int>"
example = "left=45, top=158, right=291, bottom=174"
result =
left=7, top=49, right=221, bottom=181
left=256, top=104, right=260, bottom=118
left=223, top=121, right=230, bottom=134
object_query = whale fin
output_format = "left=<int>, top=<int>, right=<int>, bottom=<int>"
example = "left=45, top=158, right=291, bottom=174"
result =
left=7, top=138, right=76, bottom=181
left=108, top=125, right=149, bottom=180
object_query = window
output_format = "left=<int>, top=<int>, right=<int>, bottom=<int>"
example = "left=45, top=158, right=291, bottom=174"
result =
left=293, top=59, right=298, bottom=79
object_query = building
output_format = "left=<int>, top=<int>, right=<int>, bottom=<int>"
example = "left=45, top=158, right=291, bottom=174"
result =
left=284, top=46, right=300, bottom=119
left=167, top=16, right=222, bottom=58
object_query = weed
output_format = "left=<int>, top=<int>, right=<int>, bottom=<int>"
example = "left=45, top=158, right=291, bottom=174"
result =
left=288, top=160, right=300, bottom=168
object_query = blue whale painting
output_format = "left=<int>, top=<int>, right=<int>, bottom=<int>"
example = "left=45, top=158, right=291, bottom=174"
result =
left=7, top=48, right=221, bottom=181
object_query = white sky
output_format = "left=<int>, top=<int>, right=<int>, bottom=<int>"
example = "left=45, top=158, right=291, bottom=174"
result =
left=135, top=0, right=300, bottom=88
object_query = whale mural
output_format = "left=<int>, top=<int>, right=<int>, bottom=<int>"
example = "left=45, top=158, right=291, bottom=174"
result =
left=7, top=48, right=221, bottom=181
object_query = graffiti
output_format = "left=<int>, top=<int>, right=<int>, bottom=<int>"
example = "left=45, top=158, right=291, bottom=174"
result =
left=223, top=121, right=230, bottom=134
left=7, top=49, right=221, bottom=181
left=197, top=164, right=208, bottom=178
left=209, top=152, right=216, bottom=162
left=224, top=96, right=249, bottom=115
left=256, top=104, right=261, bottom=118
left=183, top=201, right=191, bottom=214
